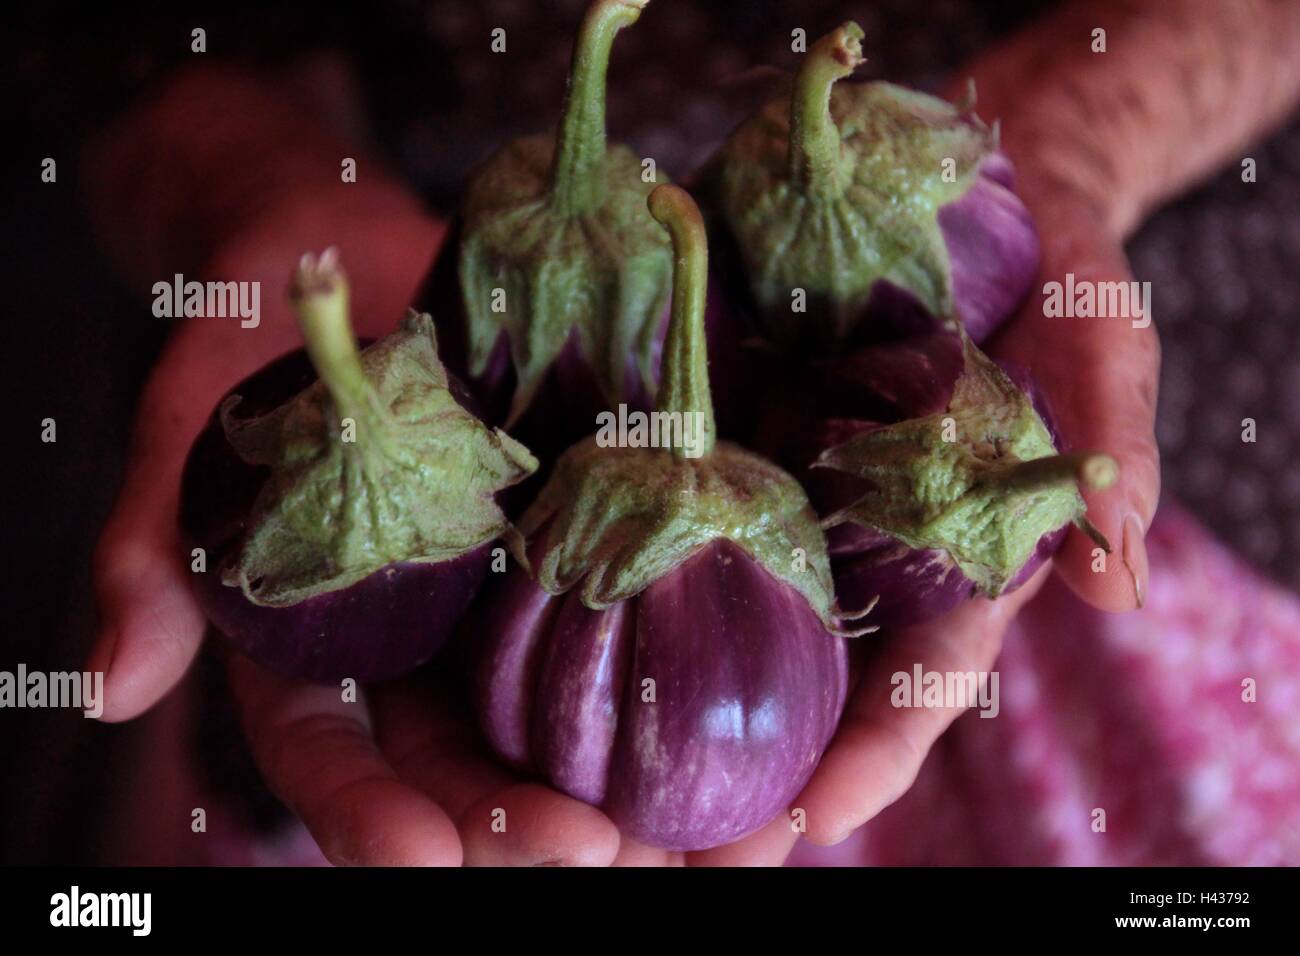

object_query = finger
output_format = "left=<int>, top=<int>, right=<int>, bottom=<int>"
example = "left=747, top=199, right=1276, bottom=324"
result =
left=372, top=673, right=622, bottom=867
left=87, top=306, right=293, bottom=723
left=687, top=813, right=800, bottom=867
left=90, top=468, right=205, bottom=722
left=225, top=650, right=462, bottom=866
left=797, top=568, right=1046, bottom=846
left=993, top=191, right=1160, bottom=612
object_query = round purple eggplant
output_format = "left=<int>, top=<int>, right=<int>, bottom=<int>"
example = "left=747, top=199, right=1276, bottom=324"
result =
left=180, top=251, right=537, bottom=683
left=467, top=185, right=858, bottom=850
left=473, top=536, right=847, bottom=851
left=778, top=332, right=1117, bottom=628
left=706, top=21, right=1040, bottom=354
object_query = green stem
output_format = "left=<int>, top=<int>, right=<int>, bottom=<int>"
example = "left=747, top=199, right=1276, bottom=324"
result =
left=647, top=185, right=715, bottom=460
left=548, top=0, right=647, bottom=215
left=979, top=452, right=1119, bottom=495
left=788, top=21, right=865, bottom=198
left=290, top=249, right=370, bottom=420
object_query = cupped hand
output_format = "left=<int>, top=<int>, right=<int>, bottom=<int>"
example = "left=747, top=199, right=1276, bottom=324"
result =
left=788, top=0, right=1300, bottom=853
left=791, top=189, right=1158, bottom=850
left=88, top=205, right=635, bottom=866
left=87, top=0, right=1297, bottom=864
left=87, top=169, right=1152, bottom=869
left=77, top=61, right=842, bottom=868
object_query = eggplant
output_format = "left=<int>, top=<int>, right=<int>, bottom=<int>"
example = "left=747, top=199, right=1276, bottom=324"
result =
left=180, top=251, right=537, bottom=683
left=412, top=0, right=689, bottom=457
left=786, top=332, right=1117, bottom=628
left=467, top=185, right=859, bottom=851
left=706, top=21, right=1039, bottom=354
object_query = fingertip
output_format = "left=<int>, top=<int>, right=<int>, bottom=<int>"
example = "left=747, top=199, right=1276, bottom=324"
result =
left=84, top=626, right=121, bottom=711
left=459, top=783, right=620, bottom=867
left=314, top=778, right=463, bottom=867
left=799, top=800, right=858, bottom=848
left=97, top=597, right=206, bottom=722
left=1055, top=511, right=1148, bottom=612
left=93, top=516, right=206, bottom=720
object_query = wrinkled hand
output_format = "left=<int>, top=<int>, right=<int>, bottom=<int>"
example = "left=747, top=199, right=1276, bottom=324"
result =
left=784, top=0, right=1300, bottom=853
left=789, top=190, right=1159, bottom=851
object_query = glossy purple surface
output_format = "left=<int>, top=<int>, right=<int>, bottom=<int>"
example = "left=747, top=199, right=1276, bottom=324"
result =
left=472, top=539, right=849, bottom=851
left=179, top=348, right=494, bottom=684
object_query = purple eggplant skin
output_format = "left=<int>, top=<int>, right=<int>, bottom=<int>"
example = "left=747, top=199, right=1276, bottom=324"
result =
left=937, top=152, right=1041, bottom=343
left=471, top=538, right=849, bottom=852
left=412, top=218, right=750, bottom=460
left=761, top=334, right=1070, bottom=629
left=826, top=514, right=1068, bottom=630
left=180, top=348, right=493, bottom=684
left=829, top=151, right=1040, bottom=348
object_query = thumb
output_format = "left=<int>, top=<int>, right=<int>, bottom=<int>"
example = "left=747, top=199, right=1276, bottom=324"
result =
left=90, top=409, right=207, bottom=721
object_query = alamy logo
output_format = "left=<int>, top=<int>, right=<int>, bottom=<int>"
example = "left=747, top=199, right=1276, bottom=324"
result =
left=152, top=274, right=261, bottom=328
left=595, top=404, right=709, bottom=459
left=891, top=664, right=1000, bottom=718
left=0, top=664, right=103, bottom=718
left=50, top=886, right=151, bottom=936
left=1042, top=272, right=1151, bottom=328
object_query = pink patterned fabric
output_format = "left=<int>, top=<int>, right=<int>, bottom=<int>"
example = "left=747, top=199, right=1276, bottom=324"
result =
left=791, top=503, right=1300, bottom=865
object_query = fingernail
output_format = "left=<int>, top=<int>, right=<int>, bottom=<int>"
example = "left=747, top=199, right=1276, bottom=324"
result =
left=823, top=822, right=854, bottom=846
left=84, top=628, right=120, bottom=721
left=86, top=627, right=120, bottom=680
left=1121, top=513, right=1148, bottom=610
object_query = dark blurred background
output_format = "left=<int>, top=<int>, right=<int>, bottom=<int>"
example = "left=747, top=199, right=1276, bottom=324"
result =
left=4, top=0, right=1298, bottom=863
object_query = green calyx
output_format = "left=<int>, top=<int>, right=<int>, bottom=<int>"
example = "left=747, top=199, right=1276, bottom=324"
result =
left=515, top=185, right=853, bottom=632
left=521, top=439, right=843, bottom=629
left=457, top=0, right=672, bottom=423
left=716, top=20, right=996, bottom=349
left=220, top=250, right=538, bottom=607
left=817, top=334, right=1118, bottom=597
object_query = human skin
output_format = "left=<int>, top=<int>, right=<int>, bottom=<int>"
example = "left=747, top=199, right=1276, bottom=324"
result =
left=86, top=1, right=1300, bottom=865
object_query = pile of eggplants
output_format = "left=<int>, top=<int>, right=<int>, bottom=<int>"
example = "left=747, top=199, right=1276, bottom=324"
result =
left=179, top=5, right=1119, bottom=851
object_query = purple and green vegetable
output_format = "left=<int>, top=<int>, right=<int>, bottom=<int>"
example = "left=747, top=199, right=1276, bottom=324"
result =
left=178, top=8, right=1119, bottom=851
left=180, top=251, right=536, bottom=682
left=414, top=0, right=677, bottom=455
left=470, top=186, right=857, bottom=851
left=790, top=332, right=1117, bottom=629
left=707, top=21, right=1040, bottom=353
